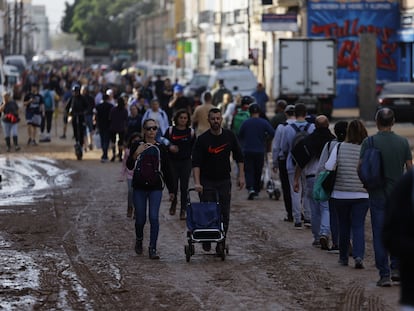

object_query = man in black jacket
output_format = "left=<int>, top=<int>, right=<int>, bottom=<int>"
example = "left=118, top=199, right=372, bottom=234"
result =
left=192, top=108, right=245, bottom=251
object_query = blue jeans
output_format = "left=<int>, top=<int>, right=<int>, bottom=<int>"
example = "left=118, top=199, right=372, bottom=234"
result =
left=334, top=198, right=369, bottom=263
left=306, top=177, right=330, bottom=240
left=133, top=189, right=162, bottom=249
left=369, top=198, right=399, bottom=277
left=289, top=172, right=310, bottom=224
left=1, top=121, right=18, bottom=137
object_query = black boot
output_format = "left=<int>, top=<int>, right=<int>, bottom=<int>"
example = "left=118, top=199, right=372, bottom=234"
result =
left=179, top=209, right=186, bottom=220
left=149, top=247, right=160, bottom=259
left=135, top=240, right=143, bottom=255
left=5, top=137, right=11, bottom=152
left=169, top=198, right=177, bottom=215
left=13, top=136, right=20, bottom=151
left=110, top=147, right=116, bottom=162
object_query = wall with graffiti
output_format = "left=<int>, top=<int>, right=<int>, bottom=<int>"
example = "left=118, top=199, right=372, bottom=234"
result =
left=307, top=0, right=400, bottom=108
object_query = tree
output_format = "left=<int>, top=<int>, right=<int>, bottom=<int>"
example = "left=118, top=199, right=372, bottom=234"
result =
left=61, top=0, right=156, bottom=46
left=61, top=0, right=80, bottom=33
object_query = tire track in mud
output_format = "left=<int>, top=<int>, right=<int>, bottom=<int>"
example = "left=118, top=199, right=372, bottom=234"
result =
left=48, top=167, right=121, bottom=310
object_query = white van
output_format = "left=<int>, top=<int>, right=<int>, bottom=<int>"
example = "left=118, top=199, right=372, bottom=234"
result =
left=4, top=55, right=27, bottom=74
left=207, top=65, right=258, bottom=96
left=3, top=64, right=22, bottom=98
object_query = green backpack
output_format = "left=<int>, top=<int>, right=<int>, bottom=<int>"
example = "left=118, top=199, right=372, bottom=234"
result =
left=232, top=109, right=250, bottom=135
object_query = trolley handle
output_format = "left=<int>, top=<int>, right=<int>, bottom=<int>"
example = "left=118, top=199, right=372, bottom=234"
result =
left=187, top=187, right=219, bottom=202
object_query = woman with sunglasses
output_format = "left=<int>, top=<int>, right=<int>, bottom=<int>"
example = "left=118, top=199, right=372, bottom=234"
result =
left=126, top=118, right=175, bottom=259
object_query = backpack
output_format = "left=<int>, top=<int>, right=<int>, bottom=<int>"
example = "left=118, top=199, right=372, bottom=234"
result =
left=43, top=90, right=53, bottom=110
left=133, top=144, right=163, bottom=188
left=232, top=109, right=250, bottom=135
left=358, top=136, right=385, bottom=190
left=290, top=123, right=311, bottom=165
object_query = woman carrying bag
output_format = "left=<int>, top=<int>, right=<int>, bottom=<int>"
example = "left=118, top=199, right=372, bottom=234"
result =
left=0, top=91, right=21, bottom=152
left=324, top=120, right=369, bottom=268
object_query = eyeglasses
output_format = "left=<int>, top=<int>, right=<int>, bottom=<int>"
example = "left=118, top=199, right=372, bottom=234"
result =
left=145, top=126, right=158, bottom=131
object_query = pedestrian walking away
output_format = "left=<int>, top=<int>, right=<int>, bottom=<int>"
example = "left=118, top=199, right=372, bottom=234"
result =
left=359, top=108, right=412, bottom=287
left=325, top=120, right=369, bottom=268
left=192, top=107, right=245, bottom=253
left=280, top=103, right=315, bottom=228
left=238, top=102, right=274, bottom=200
left=272, top=104, right=296, bottom=222
left=293, top=115, right=335, bottom=248
left=39, top=84, right=56, bottom=143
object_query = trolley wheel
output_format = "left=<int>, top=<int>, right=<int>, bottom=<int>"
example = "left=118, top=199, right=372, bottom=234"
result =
left=184, top=245, right=191, bottom=262
left=274, top=189, right=281, bottom=200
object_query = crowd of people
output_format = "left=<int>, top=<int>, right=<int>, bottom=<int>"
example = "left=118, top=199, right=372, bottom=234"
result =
left=1, top=61, right=413, bottom=309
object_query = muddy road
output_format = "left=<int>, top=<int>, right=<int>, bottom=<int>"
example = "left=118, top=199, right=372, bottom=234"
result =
left=0, top=119, right=409, bottom=310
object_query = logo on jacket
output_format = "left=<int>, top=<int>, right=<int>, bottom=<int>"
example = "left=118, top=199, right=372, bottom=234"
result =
left=208, top=144, right=228, bottom=154
left=171, top=134, right=189, bottom=141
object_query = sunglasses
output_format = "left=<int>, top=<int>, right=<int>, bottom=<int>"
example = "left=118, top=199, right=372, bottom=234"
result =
left=145, top=126, right=158, bottom=131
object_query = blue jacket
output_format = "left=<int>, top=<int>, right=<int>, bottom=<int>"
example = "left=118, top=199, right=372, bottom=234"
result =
left=238, top=117, right=274, bottom=153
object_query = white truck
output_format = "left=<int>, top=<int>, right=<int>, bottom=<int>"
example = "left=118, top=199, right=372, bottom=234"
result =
left=277, top=38, right=336, bottom=117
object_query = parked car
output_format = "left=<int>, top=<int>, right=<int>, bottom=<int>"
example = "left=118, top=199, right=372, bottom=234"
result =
left=377, top=82, right=414, bottom=122
left=183, top=73, right=210, bottom=98
left=207, top=65, right=257, bottom=96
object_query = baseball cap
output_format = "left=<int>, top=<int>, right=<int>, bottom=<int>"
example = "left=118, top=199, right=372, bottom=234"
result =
left=173, top=85, right=183, bottom=93
left=106, top=89, right=113, bottom=96
left=249, top=103, right=260, bottom=114
left=284, top=104, right=295, bottom=112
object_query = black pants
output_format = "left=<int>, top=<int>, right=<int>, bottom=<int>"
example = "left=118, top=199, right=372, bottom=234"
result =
left=244, top=152, right=265, bottom=193
left=170, top=158, right=192, bottom=212
left=41, top=110, right=54, bottom=134
left=278, top=158, right=292, bottom=219
left=199, top=178, right=232, bottom=234
left=72, top=114, right=85, bottom=146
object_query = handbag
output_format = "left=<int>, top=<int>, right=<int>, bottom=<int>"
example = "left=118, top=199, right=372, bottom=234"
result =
left=313, top=170, right=331, bottom=202
left=3, top=113, right=19, bottom=123
left=312, top=143, right=341, bottom=201
left=321, top=143, right=341, bottom=195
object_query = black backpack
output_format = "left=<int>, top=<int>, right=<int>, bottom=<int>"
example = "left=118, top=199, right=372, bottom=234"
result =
left=358, top=136, right=385, bottom=190
left=133, top=144, right=163, bottom=188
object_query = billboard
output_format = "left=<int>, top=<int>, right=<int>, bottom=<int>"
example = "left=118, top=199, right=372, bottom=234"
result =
left=307, top=0, right=400, bottom=108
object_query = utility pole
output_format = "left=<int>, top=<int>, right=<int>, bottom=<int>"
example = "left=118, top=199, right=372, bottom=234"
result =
left=13, top=0, right=17, bottom=54
left=19, top=0, right=23, bottom=55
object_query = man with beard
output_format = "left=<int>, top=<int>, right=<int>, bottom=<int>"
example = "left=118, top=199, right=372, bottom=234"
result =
left=192, top=108, right=245, bottom=252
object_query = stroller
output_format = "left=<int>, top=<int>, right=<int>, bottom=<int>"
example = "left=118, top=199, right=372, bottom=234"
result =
left=184, top=188, right=228, bottom=262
